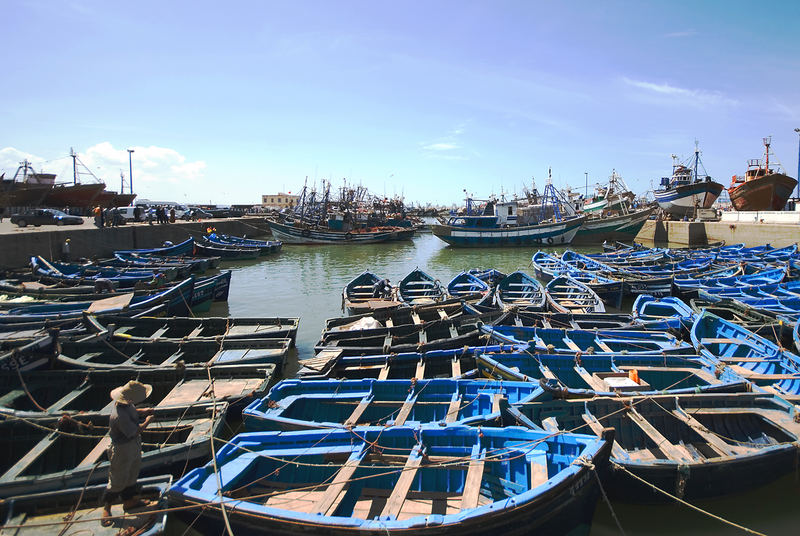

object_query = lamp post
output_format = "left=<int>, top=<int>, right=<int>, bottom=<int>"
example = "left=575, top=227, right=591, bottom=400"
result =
left=127, top=149, right=135, bottom=194
left=794, top=128, right=800, bottom=200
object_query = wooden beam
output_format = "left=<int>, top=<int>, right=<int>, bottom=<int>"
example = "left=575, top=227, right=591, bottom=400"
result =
left=582, top=413, right=627, bottom=459
left=451, top=358, right=461, bottom=377
left=394, top=396, right=417, bottom=426
left=530, top=452, right=549, bottom=488
left=445, top=396, right=461, bottom=423
left=460, top=449, right=486, bottom=510
left=438, top=309, right=449, bottom=320
left=411, top=312, right=422, bottom=325
left=381, top=449, right=423, bottom=519
left=574, top=366, right=607, bottom=391
left=627, top=408, right=693, bottom=462
left=415, top=360, right=426, bottom=379
left=312, top=449, right=365, bottom=516
left=343, top=397, right=371, bottom=427
left=378, top=364, right=390, bottom=380
left=77, top=436, right=111, bottom=467
left=671, top=409, right=739, bottom=456
left=541, top=416, right=560, bottom=433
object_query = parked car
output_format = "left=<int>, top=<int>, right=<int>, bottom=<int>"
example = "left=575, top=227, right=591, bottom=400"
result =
left=181, top=207, right=213, bottom=220
left=11, top=209, right=85, bottom=227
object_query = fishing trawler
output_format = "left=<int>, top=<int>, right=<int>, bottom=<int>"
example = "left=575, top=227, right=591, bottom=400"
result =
left=654, top=143, right=724, bottom=217
left=728, top=137, right=797, bottom=211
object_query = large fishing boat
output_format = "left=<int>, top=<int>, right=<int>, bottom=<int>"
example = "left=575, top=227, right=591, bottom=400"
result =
left=728, top=137, right=797, bottom=211
left=432, top=182, right=586, bottom=247
left=0, top=160, right=54, bottom=207
left=654, top=143, right=724, bottom=217
left=583, top=170, right=635, bottom=213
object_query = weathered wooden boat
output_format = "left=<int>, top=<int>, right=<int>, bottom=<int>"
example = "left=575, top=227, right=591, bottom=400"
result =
left=502, top=391, right=800, bottom=501
left=0, top=333, right=57, bottom=371
left=699, top=295, right=800, bottom=324
left=690, top=311, right=800, bottom=398
left=114, top=251, right=212, bottom=273
left=297, top=345, right=516, bottom=381
left=342, top=271, right=402, bottom=315
left=561, top=250, right=673, bottom=296
left=467, top=268, right=507, bottom=287
left=0, top=365, right=275, bottom=418
left=266, top=218, right=402, bottom=244
left=446, top=271, right=490, bottom=301
left=532, top=252, right=623, bottom=308
left=97, top=256, right=193, bottom=279
left=0, top=277, right=194, bottom=324
left=495, top=271, right=546, bottom=311
left=84, top=313, right=299, bottom=346
left=243, top=379, right=544, bottom=431
left=193, top=240, right=260, bottom=260
left=326, top=301, right=469, bottom=333
left=698, top=280, right=800, bottom=300
left=0, top=402, right=226, bottom=497
left=482, top=325, right=694, bottom=355
left=116, top=237, right=196, bottom=257
left=475, top=351, right=741, bottom=396
left=206, top=232, right=282, bottom=254
left=494, top=309, right=682, bottom=333
left=398, top=269, right=446, bottom=305
left=689, top=297, right=787, bottom=343
left=315, top=310, right=505, bottom=358
left=673, top=267, right=787, bottom=296
left=632, top=295, right=694, bottom=332
left=31, top=256, right=161, bottom=288
left=795, top=320, right=800, bottom=354
left=53, top=335, right=292, bottom=370
left=545, top=276, right=606, bottom=314
left=0, top=475, right=171, bottom=536
left=189, top=269, right=232, bottom=312
left=167, top=424, right=613, bottom=536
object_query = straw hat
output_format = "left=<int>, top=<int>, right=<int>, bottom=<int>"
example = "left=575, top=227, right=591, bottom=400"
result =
left=110, top=380, right=153, bottom=405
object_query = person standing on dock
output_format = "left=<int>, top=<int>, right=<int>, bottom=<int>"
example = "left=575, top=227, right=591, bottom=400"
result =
left=101, top=380, right=156, bottom=526
left=61, top=238, right=71, bottom=262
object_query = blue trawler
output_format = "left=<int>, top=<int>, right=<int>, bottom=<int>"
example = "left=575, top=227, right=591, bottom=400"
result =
left=432, top=183, right=586, bottom=247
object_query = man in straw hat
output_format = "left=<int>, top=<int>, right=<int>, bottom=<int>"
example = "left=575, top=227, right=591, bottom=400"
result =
left=101, top=380, right=156, bottom=526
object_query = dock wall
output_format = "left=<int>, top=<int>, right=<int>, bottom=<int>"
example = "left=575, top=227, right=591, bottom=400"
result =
left=0, top=217, right=272, bottom=269
left=636, top=220, right=799, bottom=247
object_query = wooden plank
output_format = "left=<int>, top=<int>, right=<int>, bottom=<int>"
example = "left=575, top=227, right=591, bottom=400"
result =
left=394, top=397, right=416, bottom=426
left=87, top=293, right=134, bottom=313
left=541, top=416, right=560, bottom=433
left=530, top=453, right=548, bottom=488
left=540, top=365, right=557, bottom=380
left=415, top=360, right=426, bottom=379
left=383, top=334, right=393, bottom=352
left=449, top=325, right=459, bottom=338
left=47, top=385, right=89, bottom=412
left=459, top=450, right=486, bottom=510
left=595, top=340, right=614, bottom=353
left=445, top=396, right=461, bottom=423
left=343, top=398, right=371, bottom=427
left=450, top=358, right=461, bottom=377
left=491, top=393, right=503, bottom=414
left=418, top=329, right=428, bottom=345
left=187, top=325, right=205, bottom=338
left=582, top=414, right=627, bottom=459
left=671, top=409, right=739, bottom=456
left=627, top=408, right=693, bottom=462
left=385, top=318, right=394, bottom=328
left=381, top=451, right=423, bottom=519
left=312, top=451, right=365, bottom=515
left=438, top=309, right=449, bottom=320
left=3, top=436, right=54, bottom=479
left=563, top=338, right=582, bottom=352
left=149, top=326, right=170, bottom=340
left=574, top=366, right=608, bottom=391
left=378, top=364, right=390, bottom=380
left=77, top=436, right=111, bottom=467
left=411, top=312, right=422, bottom=325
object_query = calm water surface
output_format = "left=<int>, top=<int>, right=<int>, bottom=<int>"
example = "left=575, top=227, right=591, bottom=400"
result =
left=201, top=232, right=799, bottom=535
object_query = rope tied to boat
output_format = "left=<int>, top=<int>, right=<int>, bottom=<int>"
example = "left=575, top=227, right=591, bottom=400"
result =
left=611, top=462, right=767, bottom=536
left=573, top=455, right=626, bottom=536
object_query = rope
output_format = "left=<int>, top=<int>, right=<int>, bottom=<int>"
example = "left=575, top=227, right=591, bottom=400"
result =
left=205, top=365, right=234, bottom=536
left=611, top=462, right=767, bottom=536
left=576, top=457, right=626, bottom=536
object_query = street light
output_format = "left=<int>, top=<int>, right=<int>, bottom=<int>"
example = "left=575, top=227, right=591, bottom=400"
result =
left=794, top=128, right=800, bottom=200
left=127, top=149, right=135, bottom=195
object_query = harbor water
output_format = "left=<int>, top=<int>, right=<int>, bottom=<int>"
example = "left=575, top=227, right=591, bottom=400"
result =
left=200, top=232, right=800, bottom=535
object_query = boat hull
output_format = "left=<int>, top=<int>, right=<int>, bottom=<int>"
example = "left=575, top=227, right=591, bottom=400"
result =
left=267, top=219, right=398, bottom=244
left=572, top=207, right=654, bottom=245
left=728, top=173, right=797, bottom=211
left=654, top=181, right=724, bottom=217
left=431, top=216, right=586, bottom=247
left=43, top=183, right=105, bottom=208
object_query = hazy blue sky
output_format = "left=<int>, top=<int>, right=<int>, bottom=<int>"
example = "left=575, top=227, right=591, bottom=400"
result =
left=2, top=0, right=799, bottom=205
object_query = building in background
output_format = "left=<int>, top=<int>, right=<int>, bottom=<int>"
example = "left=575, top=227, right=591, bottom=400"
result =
left=261, top=192, right=299, bottom=210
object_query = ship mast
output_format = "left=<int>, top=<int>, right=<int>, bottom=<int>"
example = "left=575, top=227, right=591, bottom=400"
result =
left=70, top=148, right=78, bottom=185
left=693, top=140, right=699, bottom=182
left=763, top=136, right=771, bottom=173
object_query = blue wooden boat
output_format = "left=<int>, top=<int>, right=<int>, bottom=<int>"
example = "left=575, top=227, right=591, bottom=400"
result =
left=0, top=475, right=171, bottom=536
left=114, top=251, right=212, bottom=273
left=0, top=403, right=226, bottom=497
left=194, top=240, right=261, bottom=260
left=482, top=325, right=694, bottom=354
left=632, top=295, right=694, bottom=331
left=561, top=250, right=672, bottom=296
left=532, top=253, right=623, bottom=308
left=208, top=232, right=282, bottom=252
left=398, top=268, right=446, bottom=305
left=495, top=271, right=546, bottom=311
left=446, top=271, right=490, bottom=301
left=31, top=256, right=160, bottom=288
left=701, top=295, right=800, bottom=323
left=673, top=267, right=787, bottom=295
left=690, top=311, right=800, bottom=398
left=795, top=320, right=800, bottom=354
left=243, top=379, right=544, bottom=431
left=698, top=280, right=800, bottom=300
left=167, top=424, right=613, bottom=535
left=476, top=351, right=743, bottom=396
left=502, top=391, right=800, bottom=501
left=467, top=268, right=507, bottom=287
left=297, top=344, right=519, bottom=380
left=116, top=237, right=195, bottom=256
left=545, top=276, right=605, bottom=314
left=689, top=296, right=789, bottom=343
left=267, top=218, right=400, bottom=244
left=342, top=270, right=401, bottom=315
left=0, top=276, right=195, bottom=324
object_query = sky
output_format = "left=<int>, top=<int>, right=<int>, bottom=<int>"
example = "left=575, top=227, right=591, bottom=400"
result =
left=2, top=0, right=799, bottom=206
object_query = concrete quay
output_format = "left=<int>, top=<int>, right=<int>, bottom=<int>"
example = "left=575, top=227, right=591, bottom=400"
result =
left=0, top=217, right=272, bottom=269
left=635, top=220, right=799, bottom=248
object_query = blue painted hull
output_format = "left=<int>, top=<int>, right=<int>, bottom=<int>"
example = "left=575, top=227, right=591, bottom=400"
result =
left=432, top=216, right=586, bottom=247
